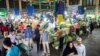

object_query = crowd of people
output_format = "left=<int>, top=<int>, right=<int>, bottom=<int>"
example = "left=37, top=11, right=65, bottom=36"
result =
left=70, top=20, right=95, bottom=36
left=63, top=38, right=86, bottom=56
left=0, top=18, right=95, bottom=56
left=0, top=20, right=50, bottom=56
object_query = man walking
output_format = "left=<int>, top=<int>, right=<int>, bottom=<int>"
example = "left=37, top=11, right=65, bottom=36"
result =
left=24, top=25, right=33, bottom=48
left=40, top=29, right=50, bottom=55
left=34, top=25, right=40, bottom=51
left=74, top=37, right=86, bottom=56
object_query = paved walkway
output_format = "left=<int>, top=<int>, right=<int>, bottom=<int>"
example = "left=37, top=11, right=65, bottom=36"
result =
left=84, top=29, right=100, bottom=56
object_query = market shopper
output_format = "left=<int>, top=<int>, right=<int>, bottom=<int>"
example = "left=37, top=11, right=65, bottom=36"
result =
left=80, top=21, right=87, bottom=35
left=24, top=25, right=33, bottom=48
left=89, top=22, right=94, bottom=34
left=19, top=22, right=25, bottom=33
left=8, top=30, right=16, bottom=45
left=40, top=29, right=50, bottom=55
left=2, top=23, right=9, bottom=38
left=74, top=37, right=86, bottom=56
left=54, top=27, right=64, bottom=49
left=34, top=24, right=41, bottom=51
left=16, top=30, right=24, bottom=44
left=74, top=21, right=80, bottom=36
left=9, top=23, right=14, bottom=32
left=63, top=41, right=78, bottom=56
left=3, top=38, right=19, bottom=56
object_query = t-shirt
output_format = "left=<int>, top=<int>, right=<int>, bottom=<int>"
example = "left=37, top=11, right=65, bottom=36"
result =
left=8, top=34, right=16, bottom=43
left=74, top=44, right=86, bottom=56
left=41, top=31, right=49, bottom=42
left=2, top=25, right=9, bottom=32
left=6, top=45, right=19, bottom=56
left=34, top=28, right=40, bottom=38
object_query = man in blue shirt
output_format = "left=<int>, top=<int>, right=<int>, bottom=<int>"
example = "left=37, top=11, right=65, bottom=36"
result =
left=34, top=25, right=40, bottom=51
left=3, top=38, right=19, bottom=56
left=24, top=25, right=33, bottom=48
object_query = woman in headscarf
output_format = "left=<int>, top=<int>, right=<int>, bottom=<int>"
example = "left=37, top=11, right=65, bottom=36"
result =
left=63, top=41, right=78, bottom=56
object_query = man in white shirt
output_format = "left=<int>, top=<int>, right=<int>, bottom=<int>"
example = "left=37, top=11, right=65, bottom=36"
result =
left=40, top=29, right=50, bottom=55
left=8, top=30, right=16, bottom=44
left=74, top=37, right=86, bottom=56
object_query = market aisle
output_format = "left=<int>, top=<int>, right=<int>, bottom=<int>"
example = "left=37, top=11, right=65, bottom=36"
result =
left=0, top=29, right=100, bottom=56
left=84, top=29, right=100, bottom=56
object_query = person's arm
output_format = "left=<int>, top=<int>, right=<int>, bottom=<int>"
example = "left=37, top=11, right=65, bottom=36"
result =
left=83, top=45, right=86, bottom=56
left=47, top=32, right=50, bottom=43
left=62, top=48, right=67, bottom=56
left=40, top=34, right=42, bottom=44
left=74, top=47, right=78, bottom=55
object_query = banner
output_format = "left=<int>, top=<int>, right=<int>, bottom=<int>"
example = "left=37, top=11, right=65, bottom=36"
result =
left=13, top=8, right=19, bottom=15
left=78, top=6, right=85, bottom=14
left=69, top=5, right=79, bottom=18
left=69, top=5, right=79, bottom=13
left=26, top=5, right=34, bottom=16
left=55, top=2, right=64, bottom=14
left=56, top=14, right=64, bottom=24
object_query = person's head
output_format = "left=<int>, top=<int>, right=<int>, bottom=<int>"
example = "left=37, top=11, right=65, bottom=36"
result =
left=66, top=41, right=74, bottom=49
left=76, top=37, right=82, bottom=45
left=20, top=22, right=23, bottom=24
left=37, top=24, right=40, bottom=28
left=3, top=38, right=12, bottom=49
left=26, top=25, right=32, bottom=30
left=10, top=30, right=15, bottom=35
left=54, top=27, right=58, bottom=32
left=27, top=25, right=30, bottom=28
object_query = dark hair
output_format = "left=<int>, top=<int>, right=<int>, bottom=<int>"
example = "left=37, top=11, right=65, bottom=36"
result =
left=17, top=30, right=21, bottom=33
left=54, top=27, right=58, bottom=31
left=3, top=38, right=12, bottom=47
left=10, top=30, right=15, bottom=33
left=37, top=24, right=40, bottom=27
left=21, top=22, right=23, bottom=24
left=27, top=25, right=30, bottom=27
left=66, top=41, right=74, bottom=48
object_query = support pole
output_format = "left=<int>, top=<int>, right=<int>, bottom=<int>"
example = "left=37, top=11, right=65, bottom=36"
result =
left=39, top=0, right=41, bottom=11
left=67, top=0, right=69, bottom=6
left=19, top=0, right=22, bottom=11
left=96, top=0, right=99, bottom=19
left=6, top=0, right=10, bottom=10
left=80, top=0, right=82, bottom=5
left=29, top=0, right=32, bottom=5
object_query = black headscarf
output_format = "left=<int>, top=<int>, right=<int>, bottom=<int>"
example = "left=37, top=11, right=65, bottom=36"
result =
left=63, top=41, right=78, bottom=56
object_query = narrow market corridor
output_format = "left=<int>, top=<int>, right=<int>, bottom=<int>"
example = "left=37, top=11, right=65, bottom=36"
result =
left=0, top=29, right=100, bottom=56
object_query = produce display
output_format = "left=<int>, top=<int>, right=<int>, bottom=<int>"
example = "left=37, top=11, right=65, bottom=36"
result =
left=0, top=11, right=87, bottom=49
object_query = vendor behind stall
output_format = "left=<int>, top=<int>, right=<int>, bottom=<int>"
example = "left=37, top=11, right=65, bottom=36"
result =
left=54, top=27, right=64, bottom=49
